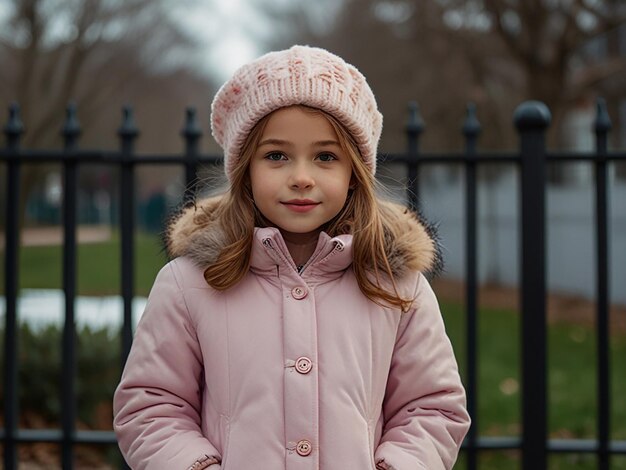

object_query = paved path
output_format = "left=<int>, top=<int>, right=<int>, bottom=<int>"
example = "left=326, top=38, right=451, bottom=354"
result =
left=1, top=225, right=112, bottom=247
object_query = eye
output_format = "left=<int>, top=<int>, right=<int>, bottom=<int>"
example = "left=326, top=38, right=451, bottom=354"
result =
left=265, top=152, right=286, bottom=161
left=316, top=153, right=337, bottom=162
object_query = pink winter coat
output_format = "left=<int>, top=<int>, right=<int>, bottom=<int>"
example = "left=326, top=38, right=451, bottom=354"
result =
left=113, top=198, right=470, bottom=470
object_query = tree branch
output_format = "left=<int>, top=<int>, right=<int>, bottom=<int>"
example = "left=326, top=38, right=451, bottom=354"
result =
left=483, top=0, right=532, bottom=64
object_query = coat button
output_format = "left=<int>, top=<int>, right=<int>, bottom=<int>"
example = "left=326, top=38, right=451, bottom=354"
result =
left=296, top=439, right=312, bottom=456
left=291, top=286, right=307, bottom=300
left=295, top=356, right=312, bottom=374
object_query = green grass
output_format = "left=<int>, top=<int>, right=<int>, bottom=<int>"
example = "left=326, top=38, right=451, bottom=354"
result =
left=2, top=231, right=169, bottom=296
left=440, top=301, right=626, bottom=470
left=2, top=234, right=625, bottom=469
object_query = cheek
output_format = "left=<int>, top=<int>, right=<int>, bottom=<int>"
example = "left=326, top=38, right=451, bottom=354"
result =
left=248, top=166, right=264, bottom=199
left=249, top=171, right=276, bottom=209
left=333, top=171, right=353, bottom=196
left=250, top=183, right=266, bottom=206
left=326, top=180, right=351, bottom=208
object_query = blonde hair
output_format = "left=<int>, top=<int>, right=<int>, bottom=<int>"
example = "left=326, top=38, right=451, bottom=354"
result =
left=203, top=106, right=413, bottom=312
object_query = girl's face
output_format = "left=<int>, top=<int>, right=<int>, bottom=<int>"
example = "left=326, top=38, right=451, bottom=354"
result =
left=249, top=106, right=353, bottom=241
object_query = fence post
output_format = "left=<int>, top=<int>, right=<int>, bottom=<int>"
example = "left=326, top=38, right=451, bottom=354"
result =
left=405, top=102, right=424, bottom=211
left=462, top=103, right=481, bottom=470
left=118, top=107, right=139, bottom=369
left=514, top=100, right=551, bottom=470
left=182, top=108, right=202, bottom=203
left=3, top=103, right=24, bottom=470
left=61, top=103, right=81, bottom=470
left=594, top=97, right=611, bottom=470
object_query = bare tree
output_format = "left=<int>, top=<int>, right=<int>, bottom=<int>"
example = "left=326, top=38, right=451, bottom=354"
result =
left=257, top=0, right=625, bottom=149
left=0, top=0, right=208, bottom=147
left=454, top=0, right=626, bottom=138
left=250, top=0, right=523, bottom=151
left=0, top=0, right=217, bottom=228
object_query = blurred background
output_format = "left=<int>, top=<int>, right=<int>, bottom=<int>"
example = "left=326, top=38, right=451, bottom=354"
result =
left=0, top=0, right=625, bottom=468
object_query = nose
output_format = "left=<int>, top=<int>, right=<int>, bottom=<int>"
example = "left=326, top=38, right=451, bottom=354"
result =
left=288, top=162, right=315, bottom=190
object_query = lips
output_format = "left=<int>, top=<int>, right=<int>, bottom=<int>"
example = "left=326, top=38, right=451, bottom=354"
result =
left=283, top=199, right=319, bottom=205
left=281, top=199, right=320, bottom=213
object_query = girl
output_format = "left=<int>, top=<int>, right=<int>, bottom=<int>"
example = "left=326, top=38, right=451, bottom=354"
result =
left=113, top=45, right=470, bottom=470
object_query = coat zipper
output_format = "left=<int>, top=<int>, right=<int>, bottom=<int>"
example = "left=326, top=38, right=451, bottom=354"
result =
left=262, top=238, right=298, bottom=273
left=262, top=238, right=345, bottom=276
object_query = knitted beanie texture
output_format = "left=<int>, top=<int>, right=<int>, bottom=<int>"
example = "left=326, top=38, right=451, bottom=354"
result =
left=210, top=45, right=383, bottom=179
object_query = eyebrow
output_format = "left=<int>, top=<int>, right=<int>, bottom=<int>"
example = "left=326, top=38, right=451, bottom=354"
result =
left=258, top=138, right=341, bottom=147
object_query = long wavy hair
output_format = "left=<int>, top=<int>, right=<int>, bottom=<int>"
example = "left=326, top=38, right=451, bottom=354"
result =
left=203, top=105, right=413, bottom=312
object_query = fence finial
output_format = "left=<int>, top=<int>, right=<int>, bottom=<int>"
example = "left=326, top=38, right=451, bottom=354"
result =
left=118, top=106, right=139, bottom=139
left=513, top=101, right=551, bottom=130
left=182, top=107, right=202, bottom=158
left=182, top=108, right=202, bottom=140
left=406, top=101, right=425, bottom=135
left=463, top=103, right=481, bottom=139
left=118, top=106, right=139, bottom=154
left=4, top=103, right=25, bottom=148
left=594, top=97, right=612, bottom=134
left=62, top=103, right=82, bottom=148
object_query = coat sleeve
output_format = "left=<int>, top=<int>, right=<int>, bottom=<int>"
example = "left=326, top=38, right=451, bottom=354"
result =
left=374, top=273, right=470, bottom=470
left=113, top=260, right=221, bottom=470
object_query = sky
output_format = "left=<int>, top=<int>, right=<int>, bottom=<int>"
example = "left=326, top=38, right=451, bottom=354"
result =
left=174, top=0, right=263, bottom=82
left=172, top=0, right=339, bottom=83
left=171, top=0, right=329, bottom=84
left=0, top=0, right=266, bottom=84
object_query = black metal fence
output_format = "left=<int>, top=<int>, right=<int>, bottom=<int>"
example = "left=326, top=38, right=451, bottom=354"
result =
left=1, top=99, right=625, bottom=470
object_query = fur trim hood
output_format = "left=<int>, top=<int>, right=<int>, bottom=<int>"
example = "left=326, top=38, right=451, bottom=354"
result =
left=165, top=195, right=442, bottom=278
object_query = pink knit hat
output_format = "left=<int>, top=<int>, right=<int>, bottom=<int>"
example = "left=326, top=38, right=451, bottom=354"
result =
left=210, top=45, right=383, bottom=180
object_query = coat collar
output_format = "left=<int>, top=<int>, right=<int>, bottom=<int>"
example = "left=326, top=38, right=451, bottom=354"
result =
left=250, top=227, right=353, bottom=280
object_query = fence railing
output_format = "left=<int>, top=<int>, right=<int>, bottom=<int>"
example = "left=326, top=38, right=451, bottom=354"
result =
left=1, top=99, right=625, bottom=470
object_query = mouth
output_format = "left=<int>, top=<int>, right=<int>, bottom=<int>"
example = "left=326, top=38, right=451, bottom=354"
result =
left=281, top=200, right=320, bottom=213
